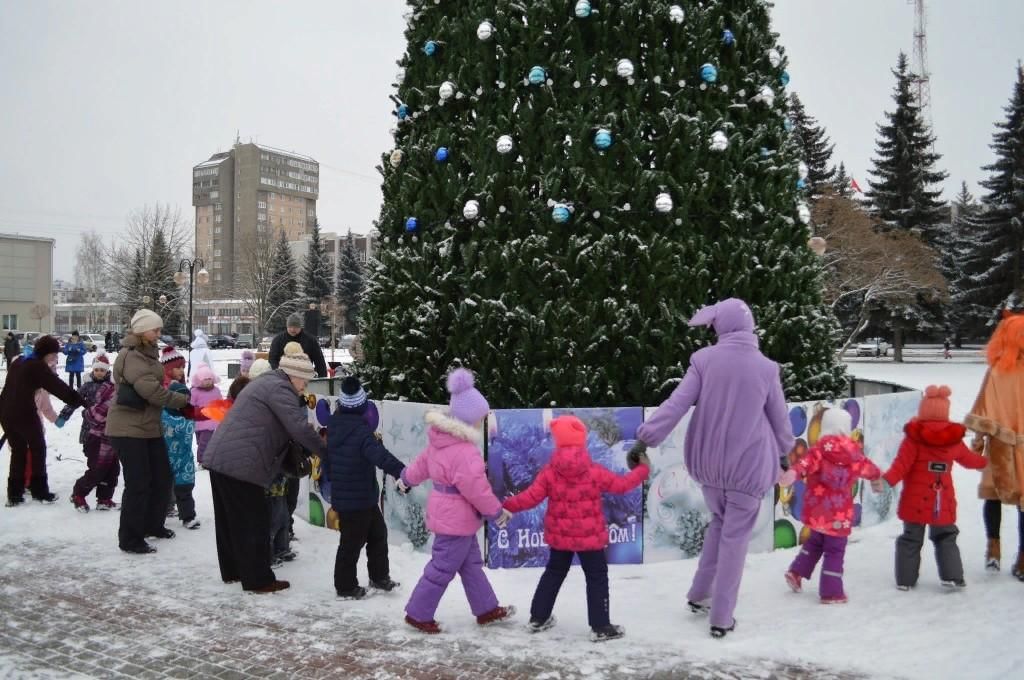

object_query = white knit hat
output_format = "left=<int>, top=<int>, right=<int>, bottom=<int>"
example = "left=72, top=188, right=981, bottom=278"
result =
left=820, top=408, right=853, bottom=438
left=278, top=341, right=315, bottom=381
left=130, top=309, right=163, bottom=334
left=248, top=358, right=272, bottom=379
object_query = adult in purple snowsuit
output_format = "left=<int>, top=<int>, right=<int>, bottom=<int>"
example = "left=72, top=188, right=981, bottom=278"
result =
left=635, top=298, right=793, bottom=635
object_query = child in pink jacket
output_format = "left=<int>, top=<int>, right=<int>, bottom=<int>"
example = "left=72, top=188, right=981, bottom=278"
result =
left=399, top=369, right=515, bottom=634
left=189, top=364, right=223, bottom=465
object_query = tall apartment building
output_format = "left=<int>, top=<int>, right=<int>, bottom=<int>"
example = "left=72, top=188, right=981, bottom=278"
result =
left=193, top=141, right=319, bottom=296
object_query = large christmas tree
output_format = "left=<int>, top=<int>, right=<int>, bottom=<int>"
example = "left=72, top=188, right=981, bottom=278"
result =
left=361, top=0, right=846, bottom=407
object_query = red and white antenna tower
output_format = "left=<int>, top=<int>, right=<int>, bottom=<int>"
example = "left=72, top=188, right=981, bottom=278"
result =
left=908, top=0, right=932, bottom=125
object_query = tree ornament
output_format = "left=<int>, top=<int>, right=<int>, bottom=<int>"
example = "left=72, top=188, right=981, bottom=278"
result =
left=700, top=63, right=718, bottom=83
left=780, top=71, right=791, bottom=86
left=439, top=81, right=456, bottom=100
left=574, top=0, right=592, bottom=18
left=798, top=161, right=809, bottom=180
left=396, top=104, right=409, bottom=120
left=434, top=147, right=449, bottom=163
left=797, top=178, right=807, bottom=190
left=759, top=147, right=772, bottom=158
left=722, top=29, right=735, bottom=46
left=389, top=149, right=403, bottom=167
left=654, top=193, right=674, bottom=213
left=668, top=5, right=685, bottom=23
left=710, top=130, right=729, bottom=151
left=528, top=66, right=546, bottom=86
left=463, top=200, right=480, bottom=220
left=552, top=204, right=571, bottom=223
left=423, top=40, right=438, bottom=56
left=395, top=68, right=406, bottom=84
left=808, top=236, right=827, bottom=256
left=594, top=128, right=613, bottom=150
left=768, top=49, right=782, bottom=69
left=405, top=217, right=419, bottom=232
left=616, top=59, right=634, bottom=79
left=783, top=117, right=794, bottom=133
left=476, top=20, right=494, bottom=41
left=797, top=204, right=811, bottom=225
left=759, top=85, right=775, bottom=107
left=496, top=135, right=514, bottom=154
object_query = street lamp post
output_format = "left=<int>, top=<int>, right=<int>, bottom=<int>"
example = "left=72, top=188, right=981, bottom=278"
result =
left=174, top=258, right=210, bottom=375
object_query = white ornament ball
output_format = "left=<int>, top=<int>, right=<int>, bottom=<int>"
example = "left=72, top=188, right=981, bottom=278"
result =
left=476, top=20, right=494, bottom=41
left=669, top=5, right=685, bottom=23
left=797, top=203, right=812, bottom=225
left=574, top=0, right=592, bottom=18
left=710, top=130, right=729, bottom=152
left=396, top=68, right=406, bottom=84
left=389, top=149, right=403, bottom=168
left=768, top=49, right=782, bottom=69
left=439, top=81, right=456, bottom=100
left=463, top=200, right=480, bottom=220
left=798, top=161, right=809, bottom=180
left=616, top=59, right=635, bottom=78
left=759, top=85, right=775, bottom=107
left=654, top=193, right=674, bottom=213
left=496, top=135, right=514, bottom=154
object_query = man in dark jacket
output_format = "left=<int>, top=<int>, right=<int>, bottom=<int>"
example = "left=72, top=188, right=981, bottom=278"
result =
left=4, top=332, right=19, bottom=368
left=324, top=377, right=405, bottom=599
left=0, top=335, right=87, bottom=505
left=269, top=313, right=327, bottom=378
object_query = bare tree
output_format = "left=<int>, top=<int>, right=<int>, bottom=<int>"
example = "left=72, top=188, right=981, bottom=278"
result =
left=813, top=192, right=947, bottom=361
left=234, top=232, right=300, bottom=335
left=30, top=304, right=50, bottom=332
left=74, top=230, right=112, bottom=302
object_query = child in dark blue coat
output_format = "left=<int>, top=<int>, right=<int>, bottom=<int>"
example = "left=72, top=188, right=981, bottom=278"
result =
left=62, top=331, right=87, bottom=389
left=324, top=377, right=405, bottom=599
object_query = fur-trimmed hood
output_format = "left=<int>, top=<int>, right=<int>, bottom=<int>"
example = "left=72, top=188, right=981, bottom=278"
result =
left=904, top=418, right=967, bottom=449
left=425, top=410, right=482, bottom=446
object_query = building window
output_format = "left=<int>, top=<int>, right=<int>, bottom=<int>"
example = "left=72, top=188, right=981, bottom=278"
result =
left=214, top=227, right=222, bottom=234
left=1, top=314, right=16, bottom=329
left=213, top=261, right=222, bottom=269
left=258, top=201, right=266, bottom=209
left=214, top=203, right=222, bottom=211
left=215, top=273, right=222, bottom=281
left=215, top=215, right=223, bottom=223
left=214, top=249, right=221, bottom=256
left=308, top=209, right=315, bottom=217
left=257, top=213, right=266, bottom=222
left=210, top=191, right=219, bottom=199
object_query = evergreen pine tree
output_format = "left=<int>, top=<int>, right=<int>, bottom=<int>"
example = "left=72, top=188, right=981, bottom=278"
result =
left=302, top=219, right=331, bottom=304
left=944, top=182, right=979, bottom=342
left=361, top=0, right=846, bottom=406
left=865, top=53, right=948, bottom=244
left=145, top=228, right=181, bottom=334
left=832, top=162, right=853, bottom=198
left=266, top=230, right=300, bottom=333
left=119, top=249, right=146, bottom=326
left=957, top=65, right=1024, bottom=331
left=336, top=230, right=365, bottom=335
left=788, top=93, right=835, bottom=193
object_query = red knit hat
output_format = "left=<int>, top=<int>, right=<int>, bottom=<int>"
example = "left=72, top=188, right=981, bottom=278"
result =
left=91, top=353, right=111, bottom=372
left=159, top=345, right=185, bottom=366
left=550, top=415, right=587, bottom=448
left=918, top=385, right=952, bottom=421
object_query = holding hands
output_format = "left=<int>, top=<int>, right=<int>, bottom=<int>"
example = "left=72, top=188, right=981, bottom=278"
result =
left=626, top=441, right=650, bottom=470
left=870, top=479, right=886, bottom=493
left=395, top=478, right=411, bottom=495
left=495, top=508, right=513, bottom=529
left=777, top=469, right=798, bottom=488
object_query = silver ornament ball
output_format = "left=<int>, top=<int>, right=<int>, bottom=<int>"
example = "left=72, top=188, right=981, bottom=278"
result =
left=476, top=20, right=494, bottom=41
left=654, top=193, right=674, bottom=213
left=616, top=58, right=635, bottom=78
left=496, top=135, right=514, bottom=154
left=463, top=200, right=480, bottom=220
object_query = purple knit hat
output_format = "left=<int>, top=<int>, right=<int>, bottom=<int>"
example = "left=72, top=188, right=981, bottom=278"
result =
left=446, top=368, right=489, bottom=425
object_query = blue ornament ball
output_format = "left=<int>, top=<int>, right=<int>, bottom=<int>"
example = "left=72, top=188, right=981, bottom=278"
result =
left=574, top=0, right=592, bottom=18
left=396, top=104, right=409, bottom=120
left=528, top=66, right=546, bottom=86
left=722, top=29, right=735, bottom=46
left=783, top=117, right=794, bottom=133
left=434, top=147, right=449, bottom=163
left=780, top=70, right=791, bottom=86
left=759, top=147, right=771, bottom=158
left=700, top=63, right=718, bottom=83
left=552, top=204, right=571, bottom=223
left=423, top=40, right=438, bottom=56
left=594, top=129, right=613, bottom=150
left=405, top=217, right=419, bottom=232
left=796, top=178, right=807, bottom=190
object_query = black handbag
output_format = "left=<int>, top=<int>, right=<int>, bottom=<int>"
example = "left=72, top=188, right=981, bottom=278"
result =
left=116, top=383, right=147, bottom=410
left=280, top=441, right=313, bottom=479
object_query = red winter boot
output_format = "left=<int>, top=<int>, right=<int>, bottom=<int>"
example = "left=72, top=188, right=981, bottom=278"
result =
left=476, top=605, right=516, bottom=626
left=405, top=615, right=442, bottom=634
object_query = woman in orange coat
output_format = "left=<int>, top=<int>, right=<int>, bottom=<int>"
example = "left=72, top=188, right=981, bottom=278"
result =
left=965, top=311, right=1024, bottom=578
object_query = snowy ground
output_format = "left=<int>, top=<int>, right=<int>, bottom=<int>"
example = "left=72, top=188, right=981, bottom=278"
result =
left=0, top=348, right=1015, bottom=679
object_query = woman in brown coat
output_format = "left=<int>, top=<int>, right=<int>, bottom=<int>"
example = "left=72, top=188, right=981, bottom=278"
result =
left=965, top=311, right=1024, bottom=579
left=105, top=310, right=194, bottom=554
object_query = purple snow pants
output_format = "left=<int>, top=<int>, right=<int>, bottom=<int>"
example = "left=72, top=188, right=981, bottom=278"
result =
left=405, top=534, right=498, bottom=623
left=788, top=530, right=847, bottom=599
left=686, top=486, right=761, bottom=629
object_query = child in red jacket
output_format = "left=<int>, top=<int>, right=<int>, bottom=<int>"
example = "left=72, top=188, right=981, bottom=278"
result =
left=871, top=385, right=987, bottom=589
left=503, top=415, right=650, bottom=642
left=779, top=408, right=881, bottom=604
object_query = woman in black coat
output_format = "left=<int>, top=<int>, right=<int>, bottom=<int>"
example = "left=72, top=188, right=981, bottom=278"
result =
left=3, top=332, right=19, bottom=368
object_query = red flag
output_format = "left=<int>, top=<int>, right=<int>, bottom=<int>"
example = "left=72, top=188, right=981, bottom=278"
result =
left=850, top=178, right=863, bottom=193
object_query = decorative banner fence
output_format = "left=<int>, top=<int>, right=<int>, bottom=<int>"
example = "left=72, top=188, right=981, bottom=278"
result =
left=300, top=388, right=921, bottom=567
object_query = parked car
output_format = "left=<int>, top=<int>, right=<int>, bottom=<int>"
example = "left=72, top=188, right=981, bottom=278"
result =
left=234, top=337, right=253, bottom=349
left=855, top=337, right=891, bottom=357
left=82, top=333, right=105, bottom=352
left=170, top=335, right=192, bottom=350
left=258, top=336, right=273, bottom=352
left=208, top=334, right=236, bottom=349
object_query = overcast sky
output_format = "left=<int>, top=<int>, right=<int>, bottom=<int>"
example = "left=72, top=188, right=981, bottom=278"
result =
left=1, top=1, right=1021, bottom=281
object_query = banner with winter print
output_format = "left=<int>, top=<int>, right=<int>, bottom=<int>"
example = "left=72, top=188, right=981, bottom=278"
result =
left=377, top=400, right=438, bottom=552
left=641, top=407, right=775, bottom=562
left=774, top=398, right=865, bottom=550
left=860, top=390, right=921, bottom=527
left=486, top=407, right=645, bottom=569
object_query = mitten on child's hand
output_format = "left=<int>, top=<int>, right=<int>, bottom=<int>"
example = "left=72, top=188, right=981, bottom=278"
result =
left=495, top=508, right=512, bottom=528
left=778, top=469, right=798, bottom=488
left=970, top=435, right=986, bottom=454
left=55, top=417, right=67, bottom=429
left=627, top=441, right=648, bottom=470
left=635, top=452, right=651, bottom=470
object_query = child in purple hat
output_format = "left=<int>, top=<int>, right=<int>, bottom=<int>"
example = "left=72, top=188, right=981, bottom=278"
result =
left=632, top=298, right=794, bottom=638
left=400, top=368, right=515, bottom=634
